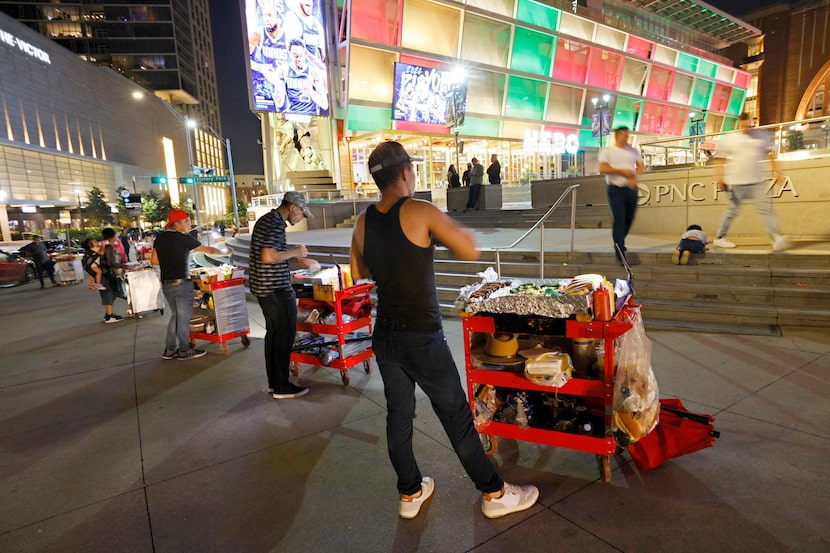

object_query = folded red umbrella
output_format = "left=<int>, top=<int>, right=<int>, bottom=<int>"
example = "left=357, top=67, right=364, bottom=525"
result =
left=627, top=398, right=720, bottom=470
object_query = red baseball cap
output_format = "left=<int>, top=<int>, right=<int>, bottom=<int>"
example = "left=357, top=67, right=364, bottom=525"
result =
left=165, top=209, right=190, bottom=229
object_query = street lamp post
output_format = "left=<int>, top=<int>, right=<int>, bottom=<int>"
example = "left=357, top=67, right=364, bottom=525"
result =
left=183, top=116, right=201, bottom=232
left=206, top=125, right=240, bottom=230
left=591, top=94, right=611, bottom=148
left=689, top=110, right=707, bottom=162
left=75, top=188, right=84, bottom=234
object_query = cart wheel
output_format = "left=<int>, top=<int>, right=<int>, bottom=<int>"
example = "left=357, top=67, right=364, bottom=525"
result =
left=341, top=371, right=350, bottom=386
left=363, top=360, right=371, bottom=374
left=290, top=363, right=299, bottom=377
left=127, top=310, right=133, bottom=316
left=599, top=455, right=612, bottom=483
left=480, top=434, right=497, bottom=456
left=219, top=342, right=230, bottom=355
left=160, top=309, right=164, bottom=315
left=241, top=335, right=250, bottom=347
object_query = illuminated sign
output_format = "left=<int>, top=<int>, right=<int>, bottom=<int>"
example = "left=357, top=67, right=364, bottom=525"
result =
left=392, top=62, right=462, bottom=126
left=243, top=0, right=329, bottom=116
left=0, top=28, right=51, bottom=64
left=524, top=130, right=580, bottom=155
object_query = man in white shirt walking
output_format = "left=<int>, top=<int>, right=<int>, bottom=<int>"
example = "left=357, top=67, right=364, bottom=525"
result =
left=712, top=113, right=790, bottom=251
left=599, top=126, right=644, bottom=264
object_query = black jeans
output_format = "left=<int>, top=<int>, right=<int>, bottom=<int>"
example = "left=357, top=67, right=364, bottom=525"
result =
left=257, top=289, right=298, bottom=391
left=35, top=260, right=57, bottom=287
left=607, top=185, right=638, bottom=257
left=372, top=321, right=503, bottom=496
left=465, top=184, right=482, bottom=210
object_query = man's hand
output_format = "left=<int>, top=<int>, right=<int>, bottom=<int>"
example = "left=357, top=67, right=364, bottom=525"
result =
left=292, top=245, right=308, bottom=259
left=298, top=257, right=321, bottom=271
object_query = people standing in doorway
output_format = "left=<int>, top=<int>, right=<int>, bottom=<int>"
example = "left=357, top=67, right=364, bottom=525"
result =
left=22, top=235, right=59, bottom=289
left=712, top=113, right=791, bottom=252
left=447, top=164, right=461, bottom=188
left=350, top=140, right=539, bottom=520
left=248, top=191, right=320, bottom=399
left=598, top=126, right=644, bottom=265
left=486, top=153, right=501, bottom=185
left=152, top=210, right=232, bottom=360
left=461, top=162, right=472, bottom=187
left=464, top=157, right=484, bottom=211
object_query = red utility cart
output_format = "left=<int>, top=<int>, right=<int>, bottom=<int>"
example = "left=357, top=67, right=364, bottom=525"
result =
left=190, top=277, right=251, bottom=354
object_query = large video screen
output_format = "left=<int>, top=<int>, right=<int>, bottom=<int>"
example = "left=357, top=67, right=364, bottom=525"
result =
left=392, top=62, right=465, bottom=126
left=244, top=0, right=329, bottom=116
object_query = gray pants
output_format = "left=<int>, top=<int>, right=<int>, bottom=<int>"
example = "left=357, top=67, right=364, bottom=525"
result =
left=716, top=181, right=781, bottom=239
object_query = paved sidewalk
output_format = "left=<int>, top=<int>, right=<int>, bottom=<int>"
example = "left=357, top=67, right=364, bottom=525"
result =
left=1, top=239, right=829, bottom=551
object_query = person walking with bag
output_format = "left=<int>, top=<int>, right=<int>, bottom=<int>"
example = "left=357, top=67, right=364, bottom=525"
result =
left=23, top=236, right=59, bottom=289
left=98, top=228, right=127, bottom=323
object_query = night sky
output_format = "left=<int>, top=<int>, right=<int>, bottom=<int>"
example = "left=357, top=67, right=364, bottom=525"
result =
left=207, top=0, right=794, bottom=174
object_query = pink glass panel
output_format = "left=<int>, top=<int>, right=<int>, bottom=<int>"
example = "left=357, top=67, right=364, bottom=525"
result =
left=350, top=0, right=402, bottom=45
left=639, top=102, right=666, bottom=133
left=733, top=71, right=750, bottom=88
left=552, top=38, right=590, bottom=84
left=586, top=49, right=623, bottom=90
left=711, top=84, right=731, bottom=113
left=646, top=66, right=673, bottom=101
left=626, top=36, right=653, bottom=59
left=661, top=106, right=689, bottom=135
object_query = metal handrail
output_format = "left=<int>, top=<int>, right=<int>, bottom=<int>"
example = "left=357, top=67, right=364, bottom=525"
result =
left=492, top=184, right=580, bottom=279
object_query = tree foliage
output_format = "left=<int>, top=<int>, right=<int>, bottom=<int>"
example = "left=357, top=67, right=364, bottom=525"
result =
left=141, top=189, right=173, bottom=226
left=84, top=186, right=114, bottom=227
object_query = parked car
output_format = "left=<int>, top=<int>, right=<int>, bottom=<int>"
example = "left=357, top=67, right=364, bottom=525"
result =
left=0, top=250, right=36, bottom=285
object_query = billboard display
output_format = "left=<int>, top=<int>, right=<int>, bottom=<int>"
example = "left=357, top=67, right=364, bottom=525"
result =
left=392, top=62, right=466, bottom=126
left=244, top=0, right=329, bottom=115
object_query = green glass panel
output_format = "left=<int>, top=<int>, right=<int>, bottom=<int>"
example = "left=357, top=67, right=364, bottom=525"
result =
left=612, top=96, right=641, bottom=130
left=727, top=89, right=746, bottom=115
left=347, top=105, right=392, bottom=131
left=504, top=75, right=548, bottom=119
left=511, top=26, right=555, bottom=76
left=691, top=78, right=714, bottom=109
left=697, top=59, right=718, bottom=78
left=579, top=128, right=602, bottom=149
left=516, top=0, right=560, bottom=30
left=458, top=116, right=501, bottom=136
left=722, top=116, right=739, bottom=132
left=677, top=53, right=698, bottom=73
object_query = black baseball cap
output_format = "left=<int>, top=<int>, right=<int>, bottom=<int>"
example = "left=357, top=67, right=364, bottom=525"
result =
left=368, top=141, right=423, bottom=176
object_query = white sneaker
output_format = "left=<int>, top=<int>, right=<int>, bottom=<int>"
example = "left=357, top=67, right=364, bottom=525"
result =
left=481, top=482, right=539, bottom=519
left=399, top=477, right=435, bottom=519
left=713, top=237, right=736, bottom=248
left=772, top=235, right=792, bottom=252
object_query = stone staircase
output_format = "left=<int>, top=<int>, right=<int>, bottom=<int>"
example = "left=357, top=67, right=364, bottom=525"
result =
left=222, top=224, right=830, bottom=334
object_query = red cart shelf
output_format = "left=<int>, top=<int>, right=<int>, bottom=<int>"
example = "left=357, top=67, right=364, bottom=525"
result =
left=291, top=281, right=375, bottom=385
left=463, top=304, right=634, bottom=482
left=190, top=277, right=251, bottom=354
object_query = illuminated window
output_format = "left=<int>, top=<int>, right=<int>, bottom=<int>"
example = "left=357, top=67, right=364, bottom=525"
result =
left=460, top=14, right=511, bottom=68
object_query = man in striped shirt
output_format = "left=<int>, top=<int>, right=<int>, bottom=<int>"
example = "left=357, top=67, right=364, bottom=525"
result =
left=249, top=191, right=320, bottom=399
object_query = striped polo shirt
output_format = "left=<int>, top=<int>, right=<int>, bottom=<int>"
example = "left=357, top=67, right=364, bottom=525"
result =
left=248, top=209, right=291, bottom=297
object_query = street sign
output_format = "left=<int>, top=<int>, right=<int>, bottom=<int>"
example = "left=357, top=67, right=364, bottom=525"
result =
left=123, top=194, right=142, bottom=210
left=194, top=176, right=229, bottom=183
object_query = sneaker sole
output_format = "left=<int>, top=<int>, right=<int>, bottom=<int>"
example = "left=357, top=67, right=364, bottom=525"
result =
left=400, top=477, right=435, bottom=519
left=177, top=351, right=207, bottom=360
left=482, top=487, right=540, bottom=519
left=272, top=388, right=309, bottom=399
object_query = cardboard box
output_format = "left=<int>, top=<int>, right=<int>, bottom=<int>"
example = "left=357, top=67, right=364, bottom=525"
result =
left=313, top=283, right=336, bottom=301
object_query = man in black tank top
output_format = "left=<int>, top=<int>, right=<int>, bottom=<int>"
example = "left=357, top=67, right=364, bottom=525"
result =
left=350, top=141, right=538, bottom=520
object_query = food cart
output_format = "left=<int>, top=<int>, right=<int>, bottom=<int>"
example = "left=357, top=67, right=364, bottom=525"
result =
left=190, top=270, right=251, bottom=354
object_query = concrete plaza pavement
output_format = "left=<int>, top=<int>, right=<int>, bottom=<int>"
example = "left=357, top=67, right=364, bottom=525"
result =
left=1, top=227, right=829, bottom=552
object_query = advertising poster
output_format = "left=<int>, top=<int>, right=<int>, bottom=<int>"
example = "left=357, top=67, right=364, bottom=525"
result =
left=244, top=0, right=329, bottom=116
left=393, top=62, right=465, bottom=126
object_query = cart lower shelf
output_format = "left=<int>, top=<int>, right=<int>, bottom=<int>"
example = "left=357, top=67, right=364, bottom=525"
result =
left=291, top=347, right=373, bottom=385
left=191, top=330, right=251, bottom=354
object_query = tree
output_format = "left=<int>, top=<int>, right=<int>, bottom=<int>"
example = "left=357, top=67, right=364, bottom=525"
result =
left=141, top=189, right=173, bottom=226
left=225, top=198, right=247, bottom=225
left=84, top=186, right=113, bottom=227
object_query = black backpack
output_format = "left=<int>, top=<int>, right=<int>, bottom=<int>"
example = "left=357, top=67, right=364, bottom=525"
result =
left=82, top=251, right=100, bottom=278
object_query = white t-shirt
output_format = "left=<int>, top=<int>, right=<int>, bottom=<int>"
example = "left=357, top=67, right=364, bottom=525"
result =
left=716, top=129, right=772, bottom=185
left=598, top=144, right=643, bottom=187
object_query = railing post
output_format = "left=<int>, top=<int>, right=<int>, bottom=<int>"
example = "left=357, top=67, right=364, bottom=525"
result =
left=539, top=222, right=545, bottom=279
left=495, top=250, right=502, bottom=278
left=569, top=187, right=577, bottom=252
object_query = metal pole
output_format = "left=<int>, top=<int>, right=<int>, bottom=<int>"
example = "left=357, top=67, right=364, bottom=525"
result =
left=184, top=116, right=201, bottom=232
left=77, top=193, right=84, bottom=234
left=225, top=137, right=239, bottom=229
left=569, top=187, right=577, bottom=252
left=539, top=223, right=545, bottom=279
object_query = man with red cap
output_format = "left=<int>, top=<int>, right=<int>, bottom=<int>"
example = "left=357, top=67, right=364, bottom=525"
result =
left=152, top=209, right=233, bottom=360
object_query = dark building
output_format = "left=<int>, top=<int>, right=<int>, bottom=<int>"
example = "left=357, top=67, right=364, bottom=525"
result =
left=0, top=0, right=226, bottom=173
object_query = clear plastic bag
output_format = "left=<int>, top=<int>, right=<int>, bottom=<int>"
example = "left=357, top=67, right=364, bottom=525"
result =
left=613, top=307, right=659, bottom=443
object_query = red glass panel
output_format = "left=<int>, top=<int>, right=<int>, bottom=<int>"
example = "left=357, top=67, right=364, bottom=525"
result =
left=734, top=71, right=750, bottom=88
left=626, top=36, right=653, bottom=59
left=711, top=84, right=731, bottom=113
left=552, top=38, right=590, bottom=84
left=586, top=49, right=622, bottom=90
left=646, top=66, right=673, bottom=101
left=639, top=102, right=666, bottom=133
left=351, top=0, right=402, bottom=45
left=661, top=106, right=689, bottom=135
